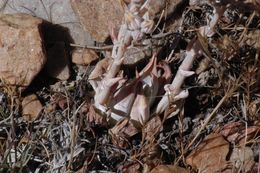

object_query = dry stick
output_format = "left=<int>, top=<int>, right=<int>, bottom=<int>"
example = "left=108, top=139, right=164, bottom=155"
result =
left=70, top=31, right=174, bottom=50
left=70, top=43, right=113, bottom=50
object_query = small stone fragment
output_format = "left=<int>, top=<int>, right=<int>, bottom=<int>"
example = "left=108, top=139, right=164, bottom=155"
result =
left=123, top=47, right=148, bottom=65
left=22, top=94, right=43, bottom=122
left=71, top=0, right=124, bottom=42
left=72, top=49, right=99, bottom=65
left=0, top=13, right=46, bottom=89
left=46, top=42, right=70, bottom=80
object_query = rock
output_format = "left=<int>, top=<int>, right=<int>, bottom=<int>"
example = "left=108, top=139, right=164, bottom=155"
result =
left=72, top=49, right=99, bottom=65
left=71, top=0, right=124, bottom=42
left=22, top=94, right=43, bottom=122
left=217, top=122, right=259, bottom=145
left=0, top=0, right=94, bottom=45
left=186, top=133, right=229, bottom=173
left=244, top=160, right=259, bottom=173
left=150, top=165, right=189, bottom=173
left=46, top=42, right=70, bottom=80
left=123, top=47, right=148, bottom=65
left=123, top=39, right=161, bottom=65
left=0, top=13, right=46, bottom=89
left=230, top=147, right=254, bottom=169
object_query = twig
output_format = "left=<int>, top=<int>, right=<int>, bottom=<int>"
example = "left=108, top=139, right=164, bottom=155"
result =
left=70, top=43, right=113, bottom=50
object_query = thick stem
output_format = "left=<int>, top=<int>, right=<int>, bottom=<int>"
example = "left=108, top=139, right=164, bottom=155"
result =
left=155, top=45, right=197, bottom=114
left=95, top=25, right=131, bottom=105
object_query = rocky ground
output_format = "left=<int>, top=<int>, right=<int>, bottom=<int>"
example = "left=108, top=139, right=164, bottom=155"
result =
left=0, top=0, right=260, bottom=173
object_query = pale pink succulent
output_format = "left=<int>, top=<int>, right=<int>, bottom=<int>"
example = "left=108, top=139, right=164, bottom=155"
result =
left=129, top=84, right=150, bottom=125
left=155, top=38, right=203, bottom=114
left=90, top=0, right=178, bottom=125
left=108, top=55, right=157, bottom=120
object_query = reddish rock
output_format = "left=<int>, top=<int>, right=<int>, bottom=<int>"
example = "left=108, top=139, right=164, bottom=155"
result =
left=22, top=94, right=43, bottom=122
left=72, top=49, right=99, bottom=65
left=150, top=165, right=189, bottom=173
left=71, top=0, right=124, bottom=42
left=186, top=133, right=229, bottom=173
left=0, top=13, right=46, bottom=89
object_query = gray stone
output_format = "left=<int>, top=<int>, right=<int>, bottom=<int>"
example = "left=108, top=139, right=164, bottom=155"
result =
left=0, top=0, right=94, bottom=45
